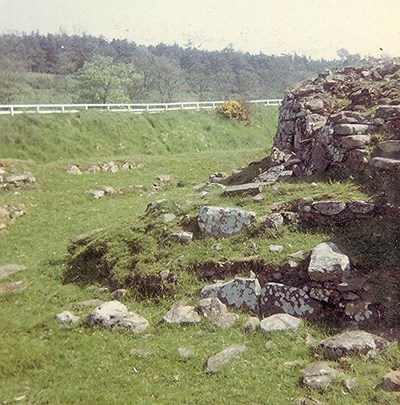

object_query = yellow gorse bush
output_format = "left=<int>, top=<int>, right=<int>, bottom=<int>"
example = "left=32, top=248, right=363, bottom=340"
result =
left=217, top=100, right=252, bottom=123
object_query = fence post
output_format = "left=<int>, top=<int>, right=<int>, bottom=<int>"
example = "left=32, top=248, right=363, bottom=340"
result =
left=10, top=106, right=14, bottom=116
left=36, top=106, right=40, bottom=113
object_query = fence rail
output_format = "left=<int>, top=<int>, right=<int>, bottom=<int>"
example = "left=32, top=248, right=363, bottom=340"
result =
left=0, top=99, right=282, bottom=116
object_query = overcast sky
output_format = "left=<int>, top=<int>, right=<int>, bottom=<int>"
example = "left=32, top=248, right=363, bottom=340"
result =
left=1, top=0, right=399, bottom=59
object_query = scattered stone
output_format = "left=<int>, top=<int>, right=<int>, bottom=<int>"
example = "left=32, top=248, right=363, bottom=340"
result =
left=102, top=186, right=116, bottom=195
left=159, top=269, right=170, bottom=281
left=88, top=189, right=105, bottom=199
left=283, top=360, right=305, bottom=369
left=121, top=161, right=137, bottom=170
left=198, top=297, right=238, bottom=329
left=252, top=193, right=264, bottom=202
left=265, top=341, right=277, bottom=350
left=6, top=173, right=36, bottom=187
left=371, top=157, right=400, bottom=170
left=346, top=201, right=375, bottom=214
left=295, top=397, right=325, bottom=405
left=68, top=165, right=82, bottom=175
left=340, top=135, right=371, bottom=149
left=343, top=378, right=358, bottom=392
left=260, top=313, right=301, bottom=332
left=86, top=301, right=149, bottom=334
left=163, top=213, right=176, bottom=222
left=55, top=311, right=80, bottom=325
left=269, top=244, right=284, bottom=253
left=302, top=362, right=339, bottom=390
left=130, top=349, right=154, bottom=357
left=335, top=124, right=373, bottom=136
left=171, top=231, right=193, bottom=243
left=163, top=302, right=201, bottom=324
left=253, top=164, right=286, bottom=184
left=178, top=347, right=193, bottom=358
left=208, top=172, right=226, bottom=183
left=101, top=161, right=118, bottom=173
left=0, top=264, right=26, bottom=279
left=308, top=242, right=350, bottom=283
left=110, top=289, right=127, bottom=301
left=377, top=140, right=400, bottom=153
left=96, top=287, right=109, bottom=293
left=200, top=278, right=261, bottom=313
left=288, top=250, right=307, bottom=260
left=317, top=330, right=388, bottom=360
left=0, top=280, right=26, bottom=294
left=380, top=371, right=400, bottom=392
left=241, top=316, right=260, bottom=333
left=204, top=344, right=246, bottom=374
left=86, top=165, right=101, bottom=173
left=197, top=206, right=255, bottom=237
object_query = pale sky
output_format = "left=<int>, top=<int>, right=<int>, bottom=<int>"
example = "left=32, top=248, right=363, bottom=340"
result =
left=1, top=0, right=399, bottom=59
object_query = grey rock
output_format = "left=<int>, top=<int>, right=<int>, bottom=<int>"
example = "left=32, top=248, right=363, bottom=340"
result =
left=208, top=172, right=226, bottom=184
left=262, top=213, right=284, bottom=230
left=346, top=201, right=375, bottom=214
left=163, top=213, right=176, bottom=222
left=343, top=378, right=358, bottom=392
left=371, top=157, right=400, bottom=170
left=252, top=193, right=264, bottom=202
left=130, top=349, right=154, bottom=357
left=340, top=135, right=371, bottom=149
left=55, top=311, right=80, bottom=325
left=335, top=124, right=372, bottom=135
left=377, top=140, right=400, bottom=153
left=288, top=250, right=307, bottom=260
left=260, top=313, right=301, bottom=332
left=269, top=244, right=284, bottom=253
left=67, top=165, right=82, bottom=175
left=6, top=173, right=36, bottom=187
left=101, top=161, right=118, bottom=173
left=318, top=330, right=388, bottom=360
left=241, top=316, right=260, bottom=333
left=308, top=242, right=350, bottom=282
left=200, top=278, right=261, bottom=313
left=204, top=344, right=246, bottom=374
left=0, top=264, right=26, bottom=279
left=86, top=301, right=149, bottom=334
left=223, top=182, right=265, bottom=197
left=198, top=297, right=238, bottom=329
left=178, top=347, right=193, bottom=358
left=86, top=165, right=101, bottom=173
left=163, top=302, right=201, bottom=324
left=375, top=105, right=400, bottom=119
left=157, top=174, right=171, bottom=183
left=380, top=371, right=400, bottom=392
left=260, top=283, right=322, bottom=319
left=88, top=189, right=105, bottom=199
left=253, top=164, right=285, bottom=184
left=171, top=231, right=193, bottom=243
left=302, top=362, right=339, bottom=390
left=197, top=206, right=255, bottom=237
left=312, top=201, right=346, bottom=215
left=110, top=289, right=127, bottom=301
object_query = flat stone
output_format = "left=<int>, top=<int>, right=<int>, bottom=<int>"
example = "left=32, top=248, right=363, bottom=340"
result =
left=335, top=124, right=372, bottom=135
left=163, top=302, right=201, bottom=324
left=380, top=371, right=400, bottom=392
left=312, top=201, right=346, bottom=216
left=0, top=264, right=26, bottom=279
left=223, top=183, right=266, bottom=197
left=200, top=278, right=261, bottom=313
left=204, top=344, right=246, bottom=374
left=0, top=280, right=26, bottom=294
left=317, top=330, right=388, bottom=360
left=308, top=242, right=350, bottom=283
left=253, top=164, right=285, bottom=184
left=86, top=301, right=149, bottom=334
left=340, top=135, right=371, bottom=149
left=55, top=311, right=80, bottom=325
left=198, top=297, right=238, bottom=329
left=346, top=201, right=375, bottom=214
left=377, top=140, right=400, bottom=153
left=260, top=283, right=322, bottom=319
left=197, top=206, right=255, bottom=237
left=371, top=157, right=400, bottom=170
left=302, top=362, right=339, bottom=390
left=260, top=313, right=301, bottom=332
left=269, top=244, right=284, bottom=253
left=375, top=105, right=400, bottom=119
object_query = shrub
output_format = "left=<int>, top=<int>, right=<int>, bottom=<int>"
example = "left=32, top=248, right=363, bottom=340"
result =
left=217, top=100, right=253, bottom=123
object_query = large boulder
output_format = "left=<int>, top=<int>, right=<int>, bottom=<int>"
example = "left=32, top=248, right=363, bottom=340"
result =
left=86, top=301, right=149, bottom=334
left=200, top=278, right=261, bottom=313
left=308, top=242, right=350, bottom=283
left=197, top=206, right=255, bottom=237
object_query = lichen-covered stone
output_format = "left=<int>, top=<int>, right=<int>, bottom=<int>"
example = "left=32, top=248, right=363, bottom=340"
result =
left=204, top=344, right=246, bottom=374
left=200, top=278, right=261, bottom=313
left=317, top=330, right=388, bottom=360
left=308, top=242, right=350, bottom=282
left=312, top=201, right=346, bottom=216
left=260, top=283, right=322, bottom=319
left=197, top=206, right=255, bottom=237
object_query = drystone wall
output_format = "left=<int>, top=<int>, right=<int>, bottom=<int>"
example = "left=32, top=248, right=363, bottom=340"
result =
left=273, top=63, right=400, bottom=175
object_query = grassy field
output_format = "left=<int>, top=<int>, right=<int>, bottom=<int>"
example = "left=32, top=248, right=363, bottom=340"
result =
left=0, top=108, right=399, bottom=404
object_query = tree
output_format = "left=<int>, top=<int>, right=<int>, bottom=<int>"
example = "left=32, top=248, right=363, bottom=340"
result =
left=75, top=55, right=141, bottom=103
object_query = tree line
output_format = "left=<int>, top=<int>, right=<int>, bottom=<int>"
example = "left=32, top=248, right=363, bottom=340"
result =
left=0, top=32, right=367, bottom=103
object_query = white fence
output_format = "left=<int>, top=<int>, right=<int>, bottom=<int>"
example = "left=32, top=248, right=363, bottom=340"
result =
left=0, top=99, right=282, bottom=116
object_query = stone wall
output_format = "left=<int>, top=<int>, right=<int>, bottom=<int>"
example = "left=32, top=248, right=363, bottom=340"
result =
left=273, top=63, right=400, bottom=175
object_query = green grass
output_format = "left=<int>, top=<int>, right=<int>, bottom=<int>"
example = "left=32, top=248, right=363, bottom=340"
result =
left=0, top=109, right=399, bottom=404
